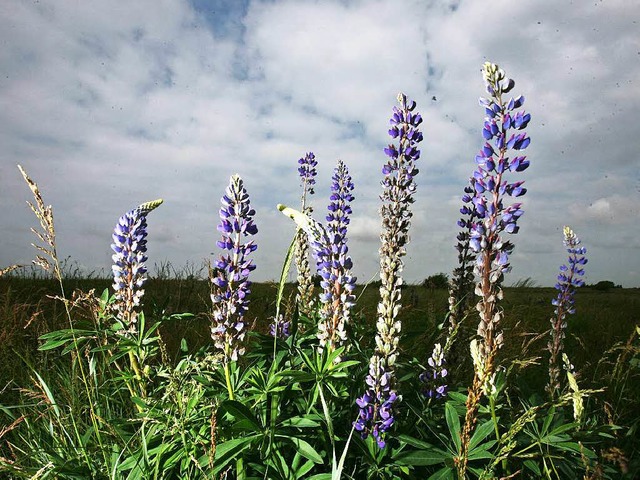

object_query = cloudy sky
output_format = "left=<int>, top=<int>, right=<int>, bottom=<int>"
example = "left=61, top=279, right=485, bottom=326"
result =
left=1, top=0, right=639, bottom=287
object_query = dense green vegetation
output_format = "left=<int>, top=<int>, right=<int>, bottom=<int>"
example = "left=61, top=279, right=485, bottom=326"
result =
left=2, top=275, right=637, bottom=396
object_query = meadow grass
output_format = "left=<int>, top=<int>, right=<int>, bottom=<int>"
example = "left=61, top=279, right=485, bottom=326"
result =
left=2, top=275, right=637, bottom=397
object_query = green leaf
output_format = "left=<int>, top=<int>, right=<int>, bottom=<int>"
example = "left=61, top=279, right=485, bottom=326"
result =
left=213, top=435, right=260, bottom=474
left=445, top=402, right=461, bottom=451
left=34, top=371, right=60, bottom=418
left=468, top=419, right=495, bottom=451
left=397, top=434, right=437, bottom=450
left=278, top=416, right=321, bottom=428
left=523, top=459, right=542, bottom=476
left=394, top=449, right=449, bottom=466
left=428, top=466, right=455, bottom=480
left=220, top=400, right=263, bottom=433
left=278, top=435, right=324, bottom=464
left=38, top=338, right=70, bottom=351
left=467, top=448, right=494, bottom=461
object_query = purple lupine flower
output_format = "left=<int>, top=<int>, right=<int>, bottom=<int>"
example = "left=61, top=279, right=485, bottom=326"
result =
left=420, top=343, right=449, bottom=400
left=470, top=62, right=531, bottom=367
left=279, top=160, right=356, bottom=354
left=356, top=93, right=422, bottom=448
left=298, top=152, right=318, bottom=195
left=547, top=226, right=587, bottom=397
left=316, top=160, right=356, bottom=352
left=111, top=199, right=163, bottom=334
left=459, top=63, right=531, bottom=477
left=211, top=175, right=258, bottom=363
left=446, top=178, right=480, bottom=345
left=269, top=314, right=291, bottom=339
left=354, top=356, right=398, bottom=448
left=295, top=152, right=318, bottom=315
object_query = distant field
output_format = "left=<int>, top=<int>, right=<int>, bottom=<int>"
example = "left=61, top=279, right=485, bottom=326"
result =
left=1, top=276, right=638, bottom=398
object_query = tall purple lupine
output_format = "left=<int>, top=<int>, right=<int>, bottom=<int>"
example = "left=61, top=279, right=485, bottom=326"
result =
left=111, top=199, right=163, bottom=334
left=211, top=175, right=258, bottom=363
left=547, top=226, right=587, bottom=398
left=470, top=62, right=531, bottom=374
left=316, top=160, right=356, bottom=352
left=295, top=152, right=318, bottom=314
left=459, top=62, right=531, bottom=477
left=355, top=93, right=422, bottom=449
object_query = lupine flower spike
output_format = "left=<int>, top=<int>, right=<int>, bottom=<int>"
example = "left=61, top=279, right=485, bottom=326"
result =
left=355, top=93, right=422, bottom=449
left=211, top=175, right=258, bottom=363
left=295, top=152, right=318, bottom=314
left=278, top=160, right=357, bottom=354
left=316, top=160, right=356, bottom=353
left=458, top=62, right=531, bottom=477
left=420, top=343, right=448, bottom=399
left=444, top=178, right=480, bottom=364
left=111, top=199, right=163, bottom=335
left=269, top=314, right=291, bottom=339
left=547, top=226, right=587, bottom=398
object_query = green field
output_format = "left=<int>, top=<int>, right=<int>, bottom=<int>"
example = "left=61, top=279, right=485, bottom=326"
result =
left=2, top=276, right=638, bottom=399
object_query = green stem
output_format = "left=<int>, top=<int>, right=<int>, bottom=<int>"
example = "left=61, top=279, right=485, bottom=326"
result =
left=489, top=395, right=500, bottom=442
left=224, top=361, right=234, bottom=401
left=224, top=361, right=245, bottom=479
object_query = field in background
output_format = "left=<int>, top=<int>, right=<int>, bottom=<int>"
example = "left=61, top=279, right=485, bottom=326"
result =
left=2, top=275, right=638, bottom=402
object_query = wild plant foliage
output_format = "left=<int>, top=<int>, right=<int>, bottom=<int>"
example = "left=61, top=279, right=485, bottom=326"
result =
left=1, top=63, right=638, bottom=480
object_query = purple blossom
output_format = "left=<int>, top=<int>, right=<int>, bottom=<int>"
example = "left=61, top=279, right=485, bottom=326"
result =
left=448, top=178, right=480, bottom=334
left=419, top=343, right=448, bottom=400
left=111, top=199, right=163, bottom=334
left=269, top=314, right=291, bottom=340
left=354, top=357, right=398, bottom=448
left=279, top=160, right=357, bottom=354
left=298, top=152, right=318, bottom=194
left=470, top=62, right=531, bottom=364
left=315, top=160, right=357, bottom=352
left=211, top=175, right=258, bottom=362
left=547, top=226, right=587, bottom=397
left=295, top=152, right=318, bottom=315
left=356, top=93, right=422, bottom=448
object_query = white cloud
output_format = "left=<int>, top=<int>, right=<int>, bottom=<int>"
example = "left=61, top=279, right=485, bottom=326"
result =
left=1, top=0, right=639, bottom=287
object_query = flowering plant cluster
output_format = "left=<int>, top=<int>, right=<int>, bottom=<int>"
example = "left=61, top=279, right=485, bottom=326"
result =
left=279, top=160, right=357, bottom=353
left=458, top=62, right=532, bottom=476
left=469, top=62, right=531, bottom=373
left=11, top=63, right=630, bottom=480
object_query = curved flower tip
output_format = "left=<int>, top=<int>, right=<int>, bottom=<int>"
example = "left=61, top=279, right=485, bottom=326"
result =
left=138, top=198, right=164, bottom=213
